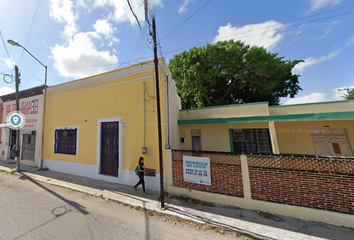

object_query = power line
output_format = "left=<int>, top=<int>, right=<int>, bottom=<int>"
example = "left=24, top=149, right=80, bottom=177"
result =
left=213, top=3, right=354, bottom=44
left=28, top=70, right=44, bottom=84
left=213, top=10, right=354, bottom=44
left=161, top=9, right=354, bottom=57
left=18, top=0, right=44, bottom=65
left=127, top=0, right=141, bottom=27
left=0, top=27, right=14, bottom=67
left=13, top=7, right=354, bottom=83
left=14, top=7, right=354, bottom=76
left=160, top=0, right=213, bottom=41
left=160, top=2, right=354, bottom=48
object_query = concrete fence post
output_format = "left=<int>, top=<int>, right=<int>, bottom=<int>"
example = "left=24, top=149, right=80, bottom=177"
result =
left=240, top=154, right=252, bottom=199
left=165, top=149, right=173, bottom=189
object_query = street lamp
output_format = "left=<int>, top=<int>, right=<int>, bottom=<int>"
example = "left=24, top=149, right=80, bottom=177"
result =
left=8, top=39, right=48, bottom=169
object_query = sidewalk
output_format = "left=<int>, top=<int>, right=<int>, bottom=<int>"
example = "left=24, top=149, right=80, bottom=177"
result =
left=0, top=161, right=353, bottom=240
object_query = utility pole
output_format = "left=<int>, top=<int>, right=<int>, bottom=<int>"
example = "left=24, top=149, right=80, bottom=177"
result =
left=152, top=17, right=165, bottom=208
left=14, top=65, right=21, bottom=171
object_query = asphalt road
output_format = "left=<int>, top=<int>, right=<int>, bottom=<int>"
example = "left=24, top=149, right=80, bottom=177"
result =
left=0, top=172, right=241, bottom=240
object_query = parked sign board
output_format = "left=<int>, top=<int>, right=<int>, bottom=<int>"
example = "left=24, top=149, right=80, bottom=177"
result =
left=183, top=155, right=211, bottom=185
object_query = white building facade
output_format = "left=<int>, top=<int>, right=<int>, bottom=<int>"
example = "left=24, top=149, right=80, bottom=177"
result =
left=0, top=86, right=44, bottom=167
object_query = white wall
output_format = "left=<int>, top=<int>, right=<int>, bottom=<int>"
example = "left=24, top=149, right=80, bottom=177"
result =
left=1, top=94, right=43, bottom=167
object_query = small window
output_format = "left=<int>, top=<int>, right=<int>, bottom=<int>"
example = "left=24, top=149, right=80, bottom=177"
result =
left=54, top=128, right=78, bottom=155
left=191, top=129, right=201, bottom=151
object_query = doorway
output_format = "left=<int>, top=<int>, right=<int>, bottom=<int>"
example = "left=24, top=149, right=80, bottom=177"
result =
left=9, top=130, right=17, bottom=159
left=22, top=133, right=35, bottom=161
left=311, top=129, right=353, bottom=157
left=100, top=122, right=119, bottom=177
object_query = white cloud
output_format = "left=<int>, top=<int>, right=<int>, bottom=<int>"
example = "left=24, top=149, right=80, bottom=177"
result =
left=0, top=57, right=15, bottom=68
left=213, top=21, right=286, bottom=50
left=0, top=86, right=15, bottom=96
left=92, top=19, right=120, bottom=46
left=306, top=0, right=342, bottom=12
left=284, top=93, right=327, bottom=105
left=318, top=20, right=340, bottom=39
left=293, top=49, right=341, bottom=73
left=93, top=0, right=163, bottom=25
left=51, top=32, right=118, bottom=79
left=283, top=85, right=354, bottom=105
left=179, top=0, right=193, bottom=14
left=93, top=19, right=115, bottom=36
left=49, top=1, right=120, bottom=78
left=346, top=35, right=354, bottom=47
left=49, top=0, right=78, bottom=38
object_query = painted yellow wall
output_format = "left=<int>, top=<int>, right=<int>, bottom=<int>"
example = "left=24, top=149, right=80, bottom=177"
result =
left=269, top=101, right=354, bottom=115
left=179, top=103, right=269, bottom=120
left=178, top=122, right=269, bottom=152
left=275, top=120, right=354, bottom=155
left=43, top=59, right=169, bottom=173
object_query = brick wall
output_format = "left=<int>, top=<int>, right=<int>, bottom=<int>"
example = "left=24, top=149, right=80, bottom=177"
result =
left=172, top=150, right=244, bottom=197
left=249, top=168, right=354, bottom=214
left=248, top=155, right=354, bottom=214
left=171, top=150, right=354, bottom=215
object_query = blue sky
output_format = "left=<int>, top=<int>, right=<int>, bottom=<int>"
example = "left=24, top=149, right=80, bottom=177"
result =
left=0, top=0, right=353, bottom=105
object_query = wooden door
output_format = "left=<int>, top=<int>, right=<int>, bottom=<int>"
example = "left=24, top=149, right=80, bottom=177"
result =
left=100, top=122, right=119, bottom=177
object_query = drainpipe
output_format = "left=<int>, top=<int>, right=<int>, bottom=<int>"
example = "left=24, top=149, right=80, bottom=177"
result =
left=144, top=82, right=146, bottom=148
left=166, top=76, right=170, bottom=148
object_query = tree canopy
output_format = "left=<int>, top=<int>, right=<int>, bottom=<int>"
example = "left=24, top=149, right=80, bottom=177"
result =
left=344, top=89, right=354, bottom=100
left=168, top=40, right=303, bottom=109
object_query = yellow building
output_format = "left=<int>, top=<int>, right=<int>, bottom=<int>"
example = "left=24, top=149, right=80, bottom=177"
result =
left=177, top=100, right=354, bottom=157
left=42, top=59, right=181, bottom=190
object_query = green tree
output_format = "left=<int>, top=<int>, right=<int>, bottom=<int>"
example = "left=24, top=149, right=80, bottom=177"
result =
left=168, top=40, right=303, bottom=109
left=344, top=89, right=354, bottom=100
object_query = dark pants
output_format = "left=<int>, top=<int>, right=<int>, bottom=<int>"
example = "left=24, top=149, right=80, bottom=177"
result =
left=134, top=173, right=145, bottom=192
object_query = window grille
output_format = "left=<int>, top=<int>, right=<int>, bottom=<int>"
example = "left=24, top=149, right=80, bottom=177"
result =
left=54, top=128, right=77, bottom=155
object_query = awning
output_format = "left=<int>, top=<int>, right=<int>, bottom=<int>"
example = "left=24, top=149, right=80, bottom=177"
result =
left=0, top=123, right=9, bottom=128
left=178, top=111, right=354, bottom=125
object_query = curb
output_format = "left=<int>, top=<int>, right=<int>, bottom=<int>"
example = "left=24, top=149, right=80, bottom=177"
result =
left=0, top=166, right=328, bottom=240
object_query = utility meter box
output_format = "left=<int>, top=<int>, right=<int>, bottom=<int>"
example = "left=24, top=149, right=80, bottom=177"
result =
left=145, top=168, right=156, bottom=177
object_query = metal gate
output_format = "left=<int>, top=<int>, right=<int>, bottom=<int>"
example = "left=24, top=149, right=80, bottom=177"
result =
left=100, top=122, right=119, bottom=177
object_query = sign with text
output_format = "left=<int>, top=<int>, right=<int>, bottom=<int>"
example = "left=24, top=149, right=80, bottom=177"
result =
left=6, top=99, right=39, bottom=115
left=183, top=155, right=211, bottom=185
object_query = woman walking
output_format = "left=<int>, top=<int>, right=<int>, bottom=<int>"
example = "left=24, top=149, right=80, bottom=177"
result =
left=134, top=157, right=148, bottom=195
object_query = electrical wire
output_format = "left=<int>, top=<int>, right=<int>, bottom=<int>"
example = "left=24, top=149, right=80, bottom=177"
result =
left=18, top=0, right=44, bottom=65
left=216, top=3, right=354, bottom=42
left=2, top=73, right=14, bottom=84
left=12, top=6, right=353, bottom=80
left=0, top=27, right=14, bottom=67
left=161, top=9, right=354, bottom=57
left=127, top=0, right=141, bottom=27
left=28, top=70, right=44, bottom=84
left=160, top=0, right=213, bottom=41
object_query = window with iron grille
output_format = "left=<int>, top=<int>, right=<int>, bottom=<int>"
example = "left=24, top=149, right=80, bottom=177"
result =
left=231, top=129, right=272, bottom=154
left=54, top=128, right=77, bottom=155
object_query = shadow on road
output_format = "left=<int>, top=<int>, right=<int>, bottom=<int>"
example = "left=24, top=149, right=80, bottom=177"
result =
left=1, top=162, right=352, bottom=240
left=19, top=173, right=89, bottom=215
left=13, top=205, right=72, bottom=240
